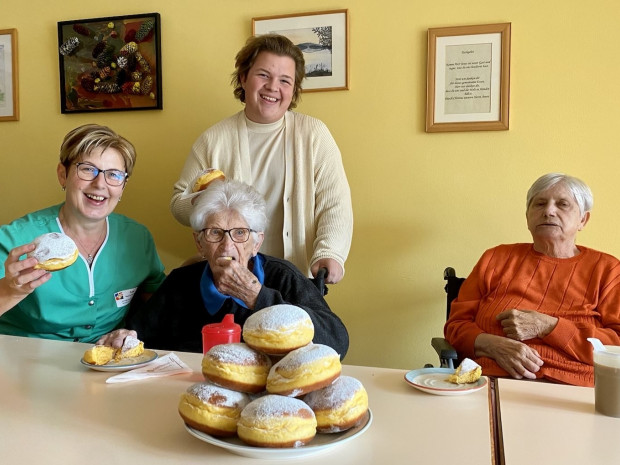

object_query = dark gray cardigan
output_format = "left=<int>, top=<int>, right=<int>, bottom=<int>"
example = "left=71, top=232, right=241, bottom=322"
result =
left=126, top=254, right=349, bottom=358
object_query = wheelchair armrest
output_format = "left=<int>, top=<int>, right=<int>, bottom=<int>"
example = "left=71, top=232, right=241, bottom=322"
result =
left=431, top=337, right=459, bottom=369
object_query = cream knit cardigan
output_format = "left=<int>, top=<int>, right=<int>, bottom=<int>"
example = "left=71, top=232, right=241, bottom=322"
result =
left=170, top=111, right=353, bottom=276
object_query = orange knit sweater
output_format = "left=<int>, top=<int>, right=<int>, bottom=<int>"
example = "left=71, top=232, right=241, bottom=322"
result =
left=444, top=243, right=620, bottom=387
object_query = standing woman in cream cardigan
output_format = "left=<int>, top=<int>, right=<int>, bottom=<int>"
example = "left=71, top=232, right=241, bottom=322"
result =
left=170, top=34, right=353, bottom=284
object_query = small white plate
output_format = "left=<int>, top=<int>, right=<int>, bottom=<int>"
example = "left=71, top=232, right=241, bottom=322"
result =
left=80, top=349, right=158, bottom=372
left=185, top=409, right=372, bottom=459
left=404, top=368, right=487, bottom=396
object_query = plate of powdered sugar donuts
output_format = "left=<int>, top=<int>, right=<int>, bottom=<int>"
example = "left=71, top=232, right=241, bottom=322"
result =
left=178, top=305, right=372, bottom=458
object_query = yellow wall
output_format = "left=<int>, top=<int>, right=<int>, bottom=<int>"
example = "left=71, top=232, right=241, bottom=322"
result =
left=2, top=1, right=620, bottom=370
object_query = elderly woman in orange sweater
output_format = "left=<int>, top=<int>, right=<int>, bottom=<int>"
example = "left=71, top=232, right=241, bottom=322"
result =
left=445, top=173, right=620, bottom=387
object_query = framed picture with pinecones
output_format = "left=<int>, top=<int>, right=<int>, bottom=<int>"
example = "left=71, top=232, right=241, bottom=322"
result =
left=57, top=13, right=162, bottom=113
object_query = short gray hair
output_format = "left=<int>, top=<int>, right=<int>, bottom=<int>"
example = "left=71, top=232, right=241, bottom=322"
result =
left=190, top=179, right=268, bottom=235
left=526, top=173, right=593, bottom=216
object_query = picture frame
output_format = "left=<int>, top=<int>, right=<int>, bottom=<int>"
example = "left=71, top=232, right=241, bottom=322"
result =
left=426, top=23, right=511, bottom=133
left=0, top=28, right=19, bottom=121
left=253, top=9, right=349, bottom=92
left=57, top=13, right=162, bottom=113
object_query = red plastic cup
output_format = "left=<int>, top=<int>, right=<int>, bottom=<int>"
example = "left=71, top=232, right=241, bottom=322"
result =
left=201, top=314, right=241, bottom=354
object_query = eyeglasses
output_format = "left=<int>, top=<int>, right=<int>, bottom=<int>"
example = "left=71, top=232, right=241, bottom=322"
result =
left=199, top=228, right=254, bottom=243
left=75, top=163, right=128, bottom=186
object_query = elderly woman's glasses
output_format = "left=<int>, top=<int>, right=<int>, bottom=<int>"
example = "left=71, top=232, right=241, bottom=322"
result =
left=75, top=163, right=128, bottom=186
left=200, top=228, right=254, bottom=243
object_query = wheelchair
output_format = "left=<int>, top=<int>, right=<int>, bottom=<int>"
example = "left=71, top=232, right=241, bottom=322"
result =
left=428, top=267, right=465, bottom=369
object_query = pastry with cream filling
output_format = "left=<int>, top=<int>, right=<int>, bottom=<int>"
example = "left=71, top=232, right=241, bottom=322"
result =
left=447, top=358, right=482, bottom=384
left=266, top=343, right=341, bottom=397
left=83, top=336, right=145, bottom=365
left=303, top=375, right=369, bottom=433
left=201, top=343, right=272, bottom=393
left=28, top=232, right=78, bottom=271
left=179, top=382, right=250, bottom=437
left=243, top=304, right=314, bottom=355
left=237, top=395, right=317, bottom=448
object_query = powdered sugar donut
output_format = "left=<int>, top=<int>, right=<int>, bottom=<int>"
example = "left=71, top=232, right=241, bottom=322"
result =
left=242, top=304, right=314, bottom=355
left=201, top=343, right=272, bottom=393
left=28, top=232, right=78, bottom=271
left=303, top=376, right=369, bottom=433
left=266, top=343, right=342, bottom=397
left=178, top=382, right=250, bottom=437
left=237, top=395, right=316, bottom=447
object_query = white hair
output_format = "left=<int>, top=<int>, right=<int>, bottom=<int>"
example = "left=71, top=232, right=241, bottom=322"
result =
left=190, top=179, right=268, bottom=235
left=526, top=173, right=593, bottom=216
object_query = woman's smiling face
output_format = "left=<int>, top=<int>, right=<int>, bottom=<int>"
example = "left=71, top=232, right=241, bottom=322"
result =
left=240, top=51, right=296, bottom=124
left=58, top=147, right=126, bottom=223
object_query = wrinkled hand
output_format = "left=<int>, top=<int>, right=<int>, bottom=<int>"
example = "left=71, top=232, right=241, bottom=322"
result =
left=211, top=257, right=261, bottom=309
left=497, top=309, right=558, bottom=341
left=96, top=329, right=137, bottom=349
left=475, top=333, right=544, bottom=380
left=0, top=243, right=51, bottom=305
left=311, top=258, right=343, bottom=284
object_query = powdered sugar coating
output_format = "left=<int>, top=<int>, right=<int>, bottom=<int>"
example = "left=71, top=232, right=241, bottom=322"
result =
left=243, top=305, right=313, bottom=333
left=304, top=376, right=363, bottom=410
left=273, top=344, right=339, bottom=371
left=205, top=343, right=270, bottom=366
left=458, top=358, right=481, bottom=373
left=121, top=335, right=140, bottom=351
left=28, top=232, right=77, bottom=262
left=187, top=382, right=250, bottom=408
left=240, top=395, right=314, bottom=420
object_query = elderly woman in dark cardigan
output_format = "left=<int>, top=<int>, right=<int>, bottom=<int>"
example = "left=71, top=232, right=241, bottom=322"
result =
left=102, top=179, right=349, bottom=357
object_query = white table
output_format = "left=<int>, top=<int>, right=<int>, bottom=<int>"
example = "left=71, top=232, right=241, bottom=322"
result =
left=0, top=335, right=492, bottom=464
left=498, top=378, right=620, bottom=464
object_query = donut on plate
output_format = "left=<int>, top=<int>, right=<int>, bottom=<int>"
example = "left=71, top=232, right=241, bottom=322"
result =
left=82, top=336, right=145, bottom=365
left=303, top=375, right=369, bottom=433
left=28, top=232, right=78, bottom=271
left=237, top=395, right=317, bottom=448
left=178, top=382, right=250, bottom=437
left=242, top=304, right=314, bottom=355
left=266, top=343, right=341, bottom=397
left=201, top=343, right=272, bottom=393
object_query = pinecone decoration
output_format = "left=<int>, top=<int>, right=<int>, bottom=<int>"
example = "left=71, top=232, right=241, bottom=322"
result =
left=59, top=37, right=80, bottom=56
left=135, top=52, right=151, bottom=72
left=72, top=24, right=90, bottom=37
left=94, top=82, right=121, bottom=93
left=116, top=56, right=128, bottom=69
left=92, top=41, right=106, bottom=59
left=141, top=75, right=153, bottom=95
left=96, top=44, right=115, bottom=68
left=119, top=41, right=138, bottom=56
left=135, top=19, right=155, bottom=42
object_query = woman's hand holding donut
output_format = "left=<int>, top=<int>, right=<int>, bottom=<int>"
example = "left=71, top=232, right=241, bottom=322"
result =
left=0, top=243, right=52, bottom=314
left=211, top=257, right=261, bottom=309
left=474, top=333, right=543, bottom=380
left=96, top=329, right=138, bottom=349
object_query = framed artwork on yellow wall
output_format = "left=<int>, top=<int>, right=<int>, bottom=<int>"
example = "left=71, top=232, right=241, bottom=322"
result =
left=57, top=13, right=162, bottom=113
left=426, top=23, right=511, bottom=133
left=0, top=28, right=19, bottom=122
left=253, top=10, right=349, bottom=92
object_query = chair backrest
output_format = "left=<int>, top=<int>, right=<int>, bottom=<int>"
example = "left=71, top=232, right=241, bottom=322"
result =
left=443, top=267, right=465, bottom=320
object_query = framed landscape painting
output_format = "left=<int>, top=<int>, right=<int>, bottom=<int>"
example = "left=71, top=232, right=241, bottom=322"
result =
left=57, top=12, right=162, bottom=113
left=253, top=10, right=349, bottom=92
